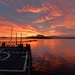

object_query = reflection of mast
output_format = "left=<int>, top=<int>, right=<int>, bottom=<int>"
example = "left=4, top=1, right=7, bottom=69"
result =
left=16, top=33, right=17, bottom=45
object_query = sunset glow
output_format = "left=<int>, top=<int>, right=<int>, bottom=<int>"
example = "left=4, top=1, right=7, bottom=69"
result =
left=0, top=0, right=75, bottom=37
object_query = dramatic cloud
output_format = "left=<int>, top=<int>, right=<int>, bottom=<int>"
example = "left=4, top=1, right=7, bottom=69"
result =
left=14, top=2, right=63, bottom=17
left=33, top=16, right=54, bottom=23
left=15, top=5, right=43, bottom=13
left=0, top=16, right=50, bottom=37
left=0, top=0, right=75, bottom=36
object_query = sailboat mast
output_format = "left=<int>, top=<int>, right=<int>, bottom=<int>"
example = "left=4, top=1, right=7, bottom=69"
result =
left=16, top=33, right=17, bottom=45
left=20, top=33, right=22, bottom=44
left=10, top=27, right=13, bottom=46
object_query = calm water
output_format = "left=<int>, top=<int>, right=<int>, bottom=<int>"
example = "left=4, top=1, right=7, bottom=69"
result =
left=0, top=38, right=75, bottom=75
left=31, top=39, right=75, bottom=75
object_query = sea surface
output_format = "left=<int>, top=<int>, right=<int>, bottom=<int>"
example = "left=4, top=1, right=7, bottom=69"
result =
left=0, top=38, right=75, bottom=75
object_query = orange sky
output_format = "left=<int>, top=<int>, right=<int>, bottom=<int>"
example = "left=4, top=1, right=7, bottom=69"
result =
left=0, top=0, right=75, bottom=37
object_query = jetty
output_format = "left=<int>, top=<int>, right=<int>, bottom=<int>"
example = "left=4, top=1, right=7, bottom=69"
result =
left=0, top=43, right=32, bottom=75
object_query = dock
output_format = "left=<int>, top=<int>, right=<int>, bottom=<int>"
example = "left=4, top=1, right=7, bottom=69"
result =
left=0, top=43, right=32, bottom=75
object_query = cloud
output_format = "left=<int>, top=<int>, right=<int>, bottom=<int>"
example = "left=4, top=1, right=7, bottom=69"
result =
left=10, top=0, right=14, bottom=2
left=50, top=23, right=75, bottom=36
left=33, top=17, right=46, bottom=23
left=0, top=0, right=75, bottom=36
left=42, top=1, right=64, bottom=17
left=14, top=2, right=63, bottom=17
left=0, top=16, right=23, bottom=36
left=0, top=1, right=9, bottom=6
left=63, top=15, right=75, bottom=28
left=14, top=5, right=44, bottom=13
left=49, top=29, right=65, bottom=36
left=0, top=16, right=57, bottom=36
left=51, top=10, right=62, bottom=17
left=54, top=14, right=75, bottom=29
left=0, top=16, right=46, bottom=37
left=33, top=16, right=54, bottom=23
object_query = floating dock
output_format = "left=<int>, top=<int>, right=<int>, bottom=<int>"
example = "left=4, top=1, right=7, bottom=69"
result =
left=0, top=43, right=32, bottom=75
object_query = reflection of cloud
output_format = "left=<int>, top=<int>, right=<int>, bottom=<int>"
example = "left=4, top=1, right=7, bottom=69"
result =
left=33, top=54, right=61, bottom=72
left=32, top=40, right=61, bottom=72
left=62, top=49, right=75, bottom=66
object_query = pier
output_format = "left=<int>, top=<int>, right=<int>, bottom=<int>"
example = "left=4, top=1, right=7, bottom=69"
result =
left=0, top=43, right=32, bottom=75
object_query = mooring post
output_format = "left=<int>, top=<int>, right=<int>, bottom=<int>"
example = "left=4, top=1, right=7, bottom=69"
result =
left=26, top=44, right=30, bottom=52
left=2, top=42, right=6, bottom=47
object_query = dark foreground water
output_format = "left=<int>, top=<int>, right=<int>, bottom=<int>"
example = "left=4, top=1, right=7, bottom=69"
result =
left=0, top=38, right=75, bottom=75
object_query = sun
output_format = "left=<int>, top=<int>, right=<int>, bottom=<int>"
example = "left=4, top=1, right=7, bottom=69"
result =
left=39, top=25, right=42, bottom=28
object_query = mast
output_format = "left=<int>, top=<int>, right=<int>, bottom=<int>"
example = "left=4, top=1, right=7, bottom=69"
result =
left=16, top=33, right=17, bottom=45
left=20, top=33, right=22, bottom=44
left=10, top=27, right=13, bottom=46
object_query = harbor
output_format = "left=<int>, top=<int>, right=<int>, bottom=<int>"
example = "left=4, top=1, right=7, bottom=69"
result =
left=0, top=0, right=75, bottom=75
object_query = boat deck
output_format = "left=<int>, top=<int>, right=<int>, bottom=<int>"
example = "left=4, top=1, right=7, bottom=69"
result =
left=0, top=45, right=32, bottom=75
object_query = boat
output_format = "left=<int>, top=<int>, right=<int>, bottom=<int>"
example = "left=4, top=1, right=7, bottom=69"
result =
left=0, top=43, right=32, bottom=75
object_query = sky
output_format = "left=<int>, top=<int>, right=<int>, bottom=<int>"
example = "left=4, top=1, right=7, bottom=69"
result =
left=0, top=0, right=75, bottom=37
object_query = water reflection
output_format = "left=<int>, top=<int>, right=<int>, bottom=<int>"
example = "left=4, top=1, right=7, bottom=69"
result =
left=33, top=54, right=61, bottom=72
left=31, top=39, right=75, bottom=74
left=0, top=38, right=75, bottom=74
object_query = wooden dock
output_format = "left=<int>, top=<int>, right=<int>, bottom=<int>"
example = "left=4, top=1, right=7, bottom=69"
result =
left=0, top=44, right=32, bottom=75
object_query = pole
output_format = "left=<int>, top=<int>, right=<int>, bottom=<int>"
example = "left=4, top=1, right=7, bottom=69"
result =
left=20, top=33, right=22, bottom=44
left=10, top=27, right=13, bottom=46
left=16, top=33, right=17, bottom=45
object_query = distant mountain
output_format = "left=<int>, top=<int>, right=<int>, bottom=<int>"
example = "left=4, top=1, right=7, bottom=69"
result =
left=60, top=35, right=75, bottom=37
left=26, top=34, right=53, bottom=39
left=50, top=36, right=75, bottom=39
left=36, top=34, right=45, bottom=37
left=26, top=34, right=75, bottom=39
